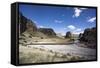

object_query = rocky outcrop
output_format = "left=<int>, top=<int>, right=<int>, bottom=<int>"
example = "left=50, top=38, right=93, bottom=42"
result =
left=19, top=13, right=37, bottom=34
left=79, top=27, right=96, bottom=48
left=19, top=13, right=57, bottom=38
left=38, top=28, right=56, bottom=37
left=65, top=31, right=72, bottom=38
left=26, top=19, right=37, bottom=32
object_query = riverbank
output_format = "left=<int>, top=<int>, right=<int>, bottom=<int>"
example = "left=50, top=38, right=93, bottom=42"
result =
left=19, top=45, right=86, bottom=64
left=19, top=44, right=96, bottom=64
left=76, top=42, right=97, bottom=49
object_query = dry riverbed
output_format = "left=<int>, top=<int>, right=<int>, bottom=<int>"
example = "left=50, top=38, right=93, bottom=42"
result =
left=19, top=45, right=85, bottom=64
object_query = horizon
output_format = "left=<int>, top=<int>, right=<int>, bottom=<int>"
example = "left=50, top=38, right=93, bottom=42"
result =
left=19, top=4, right=96, bottom=35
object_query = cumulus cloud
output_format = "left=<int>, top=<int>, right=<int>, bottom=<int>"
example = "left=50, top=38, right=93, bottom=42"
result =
left=73, top=8, right=82, bottom=18
left=66, top=25, right=83, bottom=34
left=73, top=28, right=83, bottom=34
left=88, top=17, right=96, bottom=23
left=67, top=25, right=76, bottom=30
left=54, top=19, right=63, bottom=23
left=73, top=30, right=83, bottom=34
left=73, top=8, right=87, bottom=18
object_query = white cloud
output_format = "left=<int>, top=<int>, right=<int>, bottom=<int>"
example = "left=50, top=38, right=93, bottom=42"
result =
left=66, top=25, right=83, bottom=34
left=75, top=28, right=82, bottom=32
left=73, top=28, right=83, bottom=34
left=73, top=31, right=83, bottom=34
left=73, top=8, right=87, bottom=18
left=67, top=25, right=76, bottom=30
left=73, top=8, right=82, bottom=18
left=38, top=25, right=44, bottom=28
left=54, top=19, right=63, bottom=23
left=88, top=17, right=96, bottom=23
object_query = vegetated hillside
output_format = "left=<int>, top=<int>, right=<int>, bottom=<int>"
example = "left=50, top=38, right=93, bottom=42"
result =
left=79, top=27, right=96, bottom=48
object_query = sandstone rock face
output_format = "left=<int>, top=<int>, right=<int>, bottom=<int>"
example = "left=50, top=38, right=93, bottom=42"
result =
left=19, top=13, right=37, bottom=34
left=38, top=28, right=56, bottom=37
left=79, top=27, right=96, bottom=48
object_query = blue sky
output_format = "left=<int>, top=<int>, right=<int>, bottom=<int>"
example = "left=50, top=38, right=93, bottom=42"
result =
left=19, top=4, right=96, bottom=35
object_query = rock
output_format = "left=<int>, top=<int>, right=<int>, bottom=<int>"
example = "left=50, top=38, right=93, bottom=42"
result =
left=65, top=31, right=72, bottom=38
left=79, top=27, right=96, bottom=48
left=19, top=13, right=37, bottom=34
left=79, top=33, right=83, bottom=39
left=26, top=19, right=37, bottom=32
left=19, top=13, right=57, bottom=38
left=38, top=28, right=56, bottom=37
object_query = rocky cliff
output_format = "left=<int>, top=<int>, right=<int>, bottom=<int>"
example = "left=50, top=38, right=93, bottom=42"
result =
left=65, top=31, right=72, bottom=38
left=38, top=28, right=56, bottom=37
left=79, top=27, right=96, bottom=48
left=19, top=13, right=57, bottom=38
left=19, top=13, right=37, bottom=34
